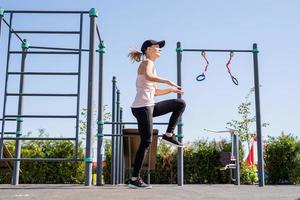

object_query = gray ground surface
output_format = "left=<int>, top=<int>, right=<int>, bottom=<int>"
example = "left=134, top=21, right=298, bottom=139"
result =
left=0, top=184, right=299, bottom=200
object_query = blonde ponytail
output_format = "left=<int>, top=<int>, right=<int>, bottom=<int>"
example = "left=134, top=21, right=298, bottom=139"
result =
left=128, top=48, right=144, bottom=63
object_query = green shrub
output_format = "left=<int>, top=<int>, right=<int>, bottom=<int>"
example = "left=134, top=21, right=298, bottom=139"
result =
left=102, top=139, right=111, bottom=184
left=150, top=142, right=177, bottom=184
left=0, top=140, right=85, bottom=184
left=123, top=139, right=245, bottom=184
left=103, top=135, right=300, bottom=185
left=240, top=162, right=258, bottom=184
left=265, top=133, right=300, bottom=184
left=289, top=154, right=300, bottom=184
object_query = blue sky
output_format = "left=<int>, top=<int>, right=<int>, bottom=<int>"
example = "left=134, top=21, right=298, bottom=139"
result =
left=1, top=0, right=300, bottom=143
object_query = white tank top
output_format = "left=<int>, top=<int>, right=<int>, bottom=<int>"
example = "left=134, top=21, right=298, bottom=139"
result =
left=131, top=68, right=157, bottom=108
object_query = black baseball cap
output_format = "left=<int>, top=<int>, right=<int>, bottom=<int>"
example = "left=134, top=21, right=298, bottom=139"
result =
left=141, top=40, right=165, bottom=54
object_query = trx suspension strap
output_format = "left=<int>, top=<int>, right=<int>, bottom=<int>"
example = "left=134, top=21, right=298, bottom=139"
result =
left=225, top=52, right=238, bottom=85
left=196, top=51, right=209, bottom=81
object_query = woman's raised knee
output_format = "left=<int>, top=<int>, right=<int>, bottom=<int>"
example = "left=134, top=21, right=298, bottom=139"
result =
left=175, top=99, right=186, bottom=109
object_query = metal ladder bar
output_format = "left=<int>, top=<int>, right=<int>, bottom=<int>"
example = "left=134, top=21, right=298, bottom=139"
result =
left=74, top=13, right=83, bottom=159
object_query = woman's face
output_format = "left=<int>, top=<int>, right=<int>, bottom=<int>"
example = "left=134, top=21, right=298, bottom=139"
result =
left=146, top=44, right=161, bottom=58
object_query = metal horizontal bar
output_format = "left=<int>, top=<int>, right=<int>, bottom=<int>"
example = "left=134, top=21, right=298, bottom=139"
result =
left=204, top=128, right=232, bottom=133
left=5, top=115, right=77, bottom=118
left=103, top=134, right=127, bottom=137
left=9, top=51, right=79, bottom=54
left=204, top=128, right=238, bottom=135
left=12, top=31, right=80, bottom=34
left=0, top=118, right=17, bottom=121
left=3, top=137, right=76, bottom=141
left=103, top=134, right=163, bottom=137
left=5, top=10, right=89, bottom=14
left=8, top=72, right=79, bottom=76
left=6, top=93, right=78, bottom=97
left=104, top=122, right=169, bottom=125
left=182, top=49, right=253, bottom=53
left=3, top=132, right=16, bottom=135
left=30, top=46, right=89, bottom=52
left=0, top=158, right=84, bottom=162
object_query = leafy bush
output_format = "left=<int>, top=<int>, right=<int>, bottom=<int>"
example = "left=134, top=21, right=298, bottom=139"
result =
left=102, top=139, right=111, bottom=184
left=4, top=131, right=299, bottom=185
left=240, top=162, right=258, bottom=184
left=149, top=142, right=177, bottom=184
left=107, top=138, right=254, bottom=184
left=0, top=139, right=85, bottom=184
left=265, top=133, right=300, bottom=184
left=186, top=139, right=230, bottom=184
left=289, top=154, right=300, bottom=184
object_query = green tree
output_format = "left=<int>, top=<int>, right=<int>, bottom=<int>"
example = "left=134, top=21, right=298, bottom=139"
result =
left=79, top=105, right=111, bottom=142
left=226, top=88, right=269, bottom=152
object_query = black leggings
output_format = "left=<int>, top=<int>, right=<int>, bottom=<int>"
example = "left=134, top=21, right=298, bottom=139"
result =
left=131, top=99, right=186, bottom=178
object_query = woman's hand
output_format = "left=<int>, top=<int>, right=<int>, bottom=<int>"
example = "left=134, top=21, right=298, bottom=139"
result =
left=170, top=86, right=184, bottom=95
left=166, top=80, right=181, bottom=90
left=155, top=87, right=184, bottom=96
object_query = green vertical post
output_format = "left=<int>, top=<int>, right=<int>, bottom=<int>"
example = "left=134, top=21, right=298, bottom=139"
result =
left=85, top=8, right=98, bottom=186
left=96, top=41, right=105, bottom=186
left=253, top=43, right=265, bottom=187
left=176, top=42, right=184, bottom=186
left=12, top=39, right=28, bottom=185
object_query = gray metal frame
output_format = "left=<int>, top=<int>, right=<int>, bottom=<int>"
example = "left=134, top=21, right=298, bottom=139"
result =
left=0, top=8, right=103, bottom=186
left=176, top=41, right=264, bottom=187
left=204, top=128, right=240, bottom=185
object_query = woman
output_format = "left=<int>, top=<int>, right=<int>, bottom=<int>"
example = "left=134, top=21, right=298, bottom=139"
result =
left=128, top=40, right=186, bottom=188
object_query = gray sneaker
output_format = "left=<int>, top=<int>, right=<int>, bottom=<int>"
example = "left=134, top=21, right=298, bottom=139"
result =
left=128, top=178, right=152, bottom=189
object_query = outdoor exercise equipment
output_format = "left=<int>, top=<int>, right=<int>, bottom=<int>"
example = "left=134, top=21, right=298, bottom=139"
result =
left=225, top=52, right=238, bottom=85
left=196, top=51, right=238, bottom=85
left=196, top=51, right=209, bottom=81
left=0, top=8, right=103, bottom=186
left=0, top=8, right=264, bottom=188
left=0, top=8, right=184, bottom=187
left=176, top=41, right=264, bottom=187
left=204, top=128, right=240, bottom=185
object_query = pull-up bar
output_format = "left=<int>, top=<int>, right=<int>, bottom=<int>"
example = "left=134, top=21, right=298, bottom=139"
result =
left=4, top=10, right=90, bottom=14
left=178, top=48, right=257, bottom=53
left=176, top=41, right=265, bottom=187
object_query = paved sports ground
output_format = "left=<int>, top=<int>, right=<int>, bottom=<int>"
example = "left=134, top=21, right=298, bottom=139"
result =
left=0, top=184, right=299, bottom=200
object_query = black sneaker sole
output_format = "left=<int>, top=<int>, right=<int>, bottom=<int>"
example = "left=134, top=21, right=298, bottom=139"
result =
left=161, top=138, right=183, bottom=147
left=128, top=184, right=152, bottom=189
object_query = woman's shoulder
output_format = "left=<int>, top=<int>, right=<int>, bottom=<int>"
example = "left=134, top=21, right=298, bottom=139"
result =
left=141, top=59, right=153, bottom=64
left=141, top=59, right=154, bottom=68
left=138, top=59, right=155, bottom=74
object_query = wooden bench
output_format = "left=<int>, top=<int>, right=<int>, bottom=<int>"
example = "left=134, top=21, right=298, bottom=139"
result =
left=122, top=128, right=159, bottom=171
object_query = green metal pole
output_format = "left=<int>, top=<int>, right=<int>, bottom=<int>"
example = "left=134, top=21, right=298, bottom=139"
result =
left=96, top=41, right=105, bottom=186
left=253, top=43, right=265, bottom=187
left=85, top=8, right=98, bottom=186
left=12, top=39, right=28, bottom=185
left=176, top=42, right=184, bottom=186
